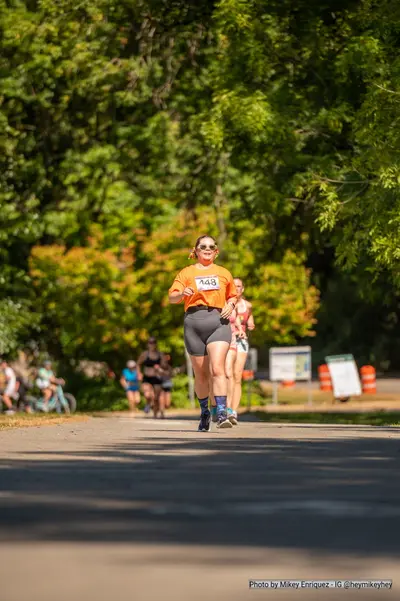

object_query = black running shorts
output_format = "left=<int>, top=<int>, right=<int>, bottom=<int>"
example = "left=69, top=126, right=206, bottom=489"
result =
left=142, top=376, right=162, bottom=387
left=184, top=307, right=231, bottom=356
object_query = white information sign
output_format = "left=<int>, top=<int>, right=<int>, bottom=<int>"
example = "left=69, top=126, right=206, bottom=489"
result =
left=269, top=346, right=312, bottom=382
left=269, top=346, right=312, bottom=405
left=326, top=354, right=362, bottom=398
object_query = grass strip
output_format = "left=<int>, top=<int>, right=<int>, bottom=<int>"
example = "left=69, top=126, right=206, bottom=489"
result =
left=250, top=410, right=400, bottom=427
left=0, top=413, right=89, bottom=431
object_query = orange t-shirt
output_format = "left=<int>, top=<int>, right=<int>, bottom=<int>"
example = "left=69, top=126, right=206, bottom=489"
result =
left=169, top=264, right=237, bottom=312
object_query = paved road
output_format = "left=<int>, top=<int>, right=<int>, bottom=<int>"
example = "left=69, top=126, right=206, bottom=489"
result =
left=0, top=415, right=399, bottom=600
left=261, top=377, right=400, bottom=395
left=259, top=375, right=400, bottom=391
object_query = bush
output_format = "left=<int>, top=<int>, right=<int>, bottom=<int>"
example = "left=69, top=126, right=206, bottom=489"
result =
left=61, top=368, right=194, bottom=412
left=170, top=374, right=194, bottom=409
left=60, top=368, right=127, bottom=412
left=59, top=367, right=266, bottom=412
left=170, top=375, right=267, bottom=409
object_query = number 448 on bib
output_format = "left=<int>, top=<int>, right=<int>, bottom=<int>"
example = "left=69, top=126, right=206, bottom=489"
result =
left=195, top=276, right=220, bottom=291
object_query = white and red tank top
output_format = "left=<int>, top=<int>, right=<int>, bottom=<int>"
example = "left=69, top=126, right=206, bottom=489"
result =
left=236, top=299, right=250, bottom=331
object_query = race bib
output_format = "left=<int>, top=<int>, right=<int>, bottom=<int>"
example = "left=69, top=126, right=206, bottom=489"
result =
left=195, top=275, right=220, bottom=291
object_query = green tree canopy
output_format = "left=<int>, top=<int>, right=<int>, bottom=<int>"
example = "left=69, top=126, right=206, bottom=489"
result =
left=1, top=0, right=400, bottom=368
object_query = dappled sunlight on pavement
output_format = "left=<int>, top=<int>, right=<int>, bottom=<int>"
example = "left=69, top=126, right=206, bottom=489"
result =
left=0, top=416, right=399, bottom=600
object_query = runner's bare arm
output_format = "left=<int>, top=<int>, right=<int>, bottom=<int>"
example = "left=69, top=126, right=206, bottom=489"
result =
left=169, top=288, right=194, bottom=303
left=137, top=352, right=146, bottom=367
left=247, top=302, right=255, bottom=330
left=136, top=355, right=146, bottom=381
left=136, top=364, right=143, bottom=381
left=221, top=273, right=238, bottom=318
left=169, top=270, right=193, bottom=303
left=159, top=356, right=172, bottom=377
left=159, top=353, right=169, bottom=370
left=221, top=301, right=236, bottom=318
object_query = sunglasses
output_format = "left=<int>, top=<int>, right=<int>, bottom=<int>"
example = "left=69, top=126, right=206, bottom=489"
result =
left=198, top=244, right=217, bottom=251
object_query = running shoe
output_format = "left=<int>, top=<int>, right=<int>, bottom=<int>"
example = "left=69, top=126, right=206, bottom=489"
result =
left=216, top=415, right=233, bottom=429
left=198, top=410, right=211, bottom=432
left=144, top=404, right=151, bottom=414
left=211, top=406, right=218, bottom=423
left=228, top=408, right=238, bottom=426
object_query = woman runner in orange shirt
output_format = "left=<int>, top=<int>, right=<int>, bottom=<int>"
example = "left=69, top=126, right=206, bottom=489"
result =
left=168, top=235, right=237, bottom=431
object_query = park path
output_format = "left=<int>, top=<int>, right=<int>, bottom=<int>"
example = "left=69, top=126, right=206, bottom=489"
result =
left=0, top=414, right=399, bottom=600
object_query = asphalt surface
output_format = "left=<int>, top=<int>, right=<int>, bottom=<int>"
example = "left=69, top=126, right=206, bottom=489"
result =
left=0, top=414, right=399, bottom=601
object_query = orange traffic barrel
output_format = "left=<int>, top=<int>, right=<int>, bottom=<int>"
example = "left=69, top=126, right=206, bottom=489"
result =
left=242, top=370, right=254, bottom=381
left=281, top=380, right=295, bottom=388
left=360, top=365, right=376, bottom=394
left=318, top=364, right=332, bottom=391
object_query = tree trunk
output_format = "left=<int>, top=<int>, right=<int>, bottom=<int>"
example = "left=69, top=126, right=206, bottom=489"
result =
left=214, top=153, right=229, bottom=259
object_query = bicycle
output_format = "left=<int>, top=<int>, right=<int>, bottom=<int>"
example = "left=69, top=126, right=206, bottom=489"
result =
left=32, top=383, right=77, bottom=414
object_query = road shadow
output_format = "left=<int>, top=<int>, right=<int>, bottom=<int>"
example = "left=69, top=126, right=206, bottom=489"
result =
left=1, top=424, right=400, bottom=558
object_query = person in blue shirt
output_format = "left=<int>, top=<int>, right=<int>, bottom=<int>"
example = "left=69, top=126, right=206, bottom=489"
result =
left=120, top=360, right=141, bottom=413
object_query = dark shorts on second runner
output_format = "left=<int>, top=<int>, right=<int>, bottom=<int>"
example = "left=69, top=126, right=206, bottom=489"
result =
left=142, top=377, right=162, bottom=387
left=161, top=380, right=173, bottom=391
left=184, top=307, right=231, bottom=356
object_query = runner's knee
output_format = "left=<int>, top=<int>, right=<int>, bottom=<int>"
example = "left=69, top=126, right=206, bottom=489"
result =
left=225, top=364, right=234, bottom=379
left=194, top=367, right=209, bottom=384
left=234, top=370, right=243, bottom=384
left=210, top=364, right=225, bottom=379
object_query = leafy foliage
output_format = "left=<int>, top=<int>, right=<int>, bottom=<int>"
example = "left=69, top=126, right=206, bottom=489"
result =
left=30, top=209, right=318, bottom=362
left=212, top=0, right=400, bottom=278
left=0, top=298, right=37, bottom=355
left=2, top=0, right=400, bottom=372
